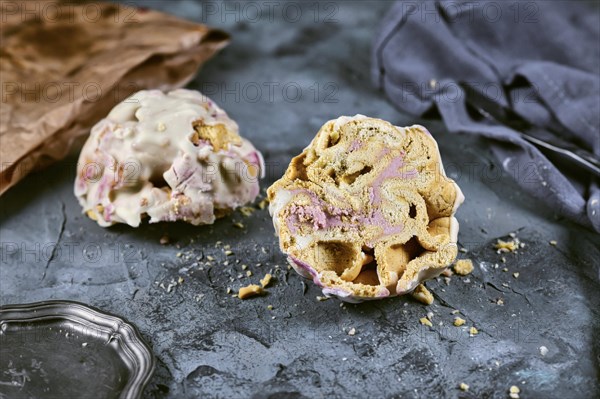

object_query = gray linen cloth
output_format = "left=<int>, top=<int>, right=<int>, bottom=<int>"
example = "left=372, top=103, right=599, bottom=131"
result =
left=372, top=0, right=600, bottom=232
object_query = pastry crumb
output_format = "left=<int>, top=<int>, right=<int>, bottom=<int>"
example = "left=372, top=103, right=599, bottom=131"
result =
left=347, top=327, right=356, bottom=336
left=509, top=385, right=520, bottom=399
left=419, top=317, right=433, bottom=327
left=453, top=317, right=466, bottom=327
left=513, top=272, right=519, bottom=279
left=260, top=273, right=272, bottom=288
left=159, top=235, right=169, bottom=245
left=238, top=284, right=264, bottom=299
left=495, top=239, right=518, bottom=253
left=225, top=250, right=233, bottom=256
left=549, top=240, right=557, bottom=246
left=454, top=259, right=474, bottom=275
left=539, top=346, right=548, bottom=356
left=316, top=295, right=329, bottom=301
left=257, top=198, right=269, bottom=209
left=240, top=206, right=255, bottom=217
left=267, top=305, right=274, bottom=310
left=459, top=382, right=469, bottom=391
left=233, top=222, right=245, bottom=229
left=411, top=284, right=434, bottom=305
left=469, top=326, right=478, bottom=336
left=246, top=270, right=253, bottom=277
left=441, top=268, right=453, bottom=277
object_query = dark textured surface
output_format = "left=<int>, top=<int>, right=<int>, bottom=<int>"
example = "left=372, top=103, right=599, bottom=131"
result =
left=1, top=1, right=599, bottom=398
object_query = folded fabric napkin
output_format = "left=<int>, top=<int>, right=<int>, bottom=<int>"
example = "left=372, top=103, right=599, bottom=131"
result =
left=372, top=0, right=600, bottom=232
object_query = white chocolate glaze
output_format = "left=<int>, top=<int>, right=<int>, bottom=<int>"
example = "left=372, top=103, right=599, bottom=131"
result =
left=75, top=89, right=263, bottom=227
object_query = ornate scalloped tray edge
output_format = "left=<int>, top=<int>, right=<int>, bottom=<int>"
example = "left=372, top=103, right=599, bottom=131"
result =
left=0, top=300, right=155, bottom=399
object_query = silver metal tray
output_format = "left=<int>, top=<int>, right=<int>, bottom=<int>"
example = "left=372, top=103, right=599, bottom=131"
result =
left=0, top=301, right=154, bottom=399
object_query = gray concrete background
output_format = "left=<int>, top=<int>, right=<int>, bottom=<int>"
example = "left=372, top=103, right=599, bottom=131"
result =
left=1, top=1, right=598, bottom=398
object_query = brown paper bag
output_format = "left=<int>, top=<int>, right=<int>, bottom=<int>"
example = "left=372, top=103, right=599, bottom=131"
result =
left=0, top=0, right=229, bottom=195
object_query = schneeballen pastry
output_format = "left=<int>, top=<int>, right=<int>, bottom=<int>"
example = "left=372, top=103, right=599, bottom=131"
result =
left=75, top=89, right=264, bottom=227
left=268, top=115, right=463, bottom=302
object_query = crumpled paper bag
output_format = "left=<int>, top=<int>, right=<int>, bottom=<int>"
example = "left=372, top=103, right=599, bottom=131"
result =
left=0, top=0, right=229, bottom=195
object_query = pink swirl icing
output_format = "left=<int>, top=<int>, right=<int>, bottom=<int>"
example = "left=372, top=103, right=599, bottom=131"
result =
left=285, top=152, right=417, bottom=242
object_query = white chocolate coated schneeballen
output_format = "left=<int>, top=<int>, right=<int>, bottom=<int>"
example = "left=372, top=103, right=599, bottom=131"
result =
left=268, top=115, right=464, bottom=302
left=75, top=89, right=264, bottom=227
